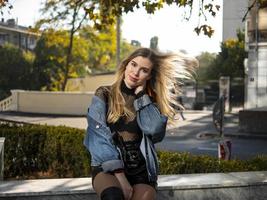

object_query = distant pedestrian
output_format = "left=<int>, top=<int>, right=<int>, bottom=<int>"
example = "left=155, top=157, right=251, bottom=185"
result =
left=177, top=96, right=186, bottom=120
left=84, top=48, right=198, bottom=200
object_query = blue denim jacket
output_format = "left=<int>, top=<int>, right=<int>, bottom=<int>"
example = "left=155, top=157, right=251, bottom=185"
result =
left=83, top=94, right=168, bottom=182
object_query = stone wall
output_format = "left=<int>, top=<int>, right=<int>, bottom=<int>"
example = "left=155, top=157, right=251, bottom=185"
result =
left=1, top=171, right=266, bottom=200
left=9, top=90, right=94, bottom=116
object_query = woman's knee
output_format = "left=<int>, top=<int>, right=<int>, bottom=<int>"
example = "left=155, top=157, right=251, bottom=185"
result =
left=132, top=184, right=156, bottom=200
left=93, top=172, right=121, bottom=196
left=100, top=186, right=124, bottom=200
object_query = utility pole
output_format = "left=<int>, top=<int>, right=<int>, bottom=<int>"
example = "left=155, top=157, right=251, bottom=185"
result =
left=116, top=16, right=121, bottom=68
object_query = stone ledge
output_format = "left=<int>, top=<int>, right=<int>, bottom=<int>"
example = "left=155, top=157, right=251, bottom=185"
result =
left=0, top=171, right=266, bottom=200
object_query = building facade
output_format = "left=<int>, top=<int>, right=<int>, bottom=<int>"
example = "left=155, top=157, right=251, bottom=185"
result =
left=222, top=0, right=249, bottom=41
left=0, top=18, right=39, bottom=51
left=244, top=1, right=267, bottom=109
left=223, top=0, right=267, bottom=109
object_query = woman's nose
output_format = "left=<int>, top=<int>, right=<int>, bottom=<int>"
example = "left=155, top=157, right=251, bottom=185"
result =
left=132, top=67, right=139, bottom=76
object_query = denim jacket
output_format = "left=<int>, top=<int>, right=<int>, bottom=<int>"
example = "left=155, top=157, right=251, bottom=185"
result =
left=83, top=93, right=168, bottom=182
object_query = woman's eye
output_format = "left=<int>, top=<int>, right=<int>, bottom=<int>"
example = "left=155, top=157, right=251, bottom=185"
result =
left=131, top=61, right=138, bottom=67
left=142, top=69, right=149, bottom=73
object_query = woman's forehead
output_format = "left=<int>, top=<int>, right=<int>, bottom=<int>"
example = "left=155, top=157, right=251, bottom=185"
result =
left=131, top=56, right=153, bottom=69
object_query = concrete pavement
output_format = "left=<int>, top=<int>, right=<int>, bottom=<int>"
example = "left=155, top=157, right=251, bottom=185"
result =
left=0, top=108, right=266, bottom=139
left=0, top=110, right=211, bottom=130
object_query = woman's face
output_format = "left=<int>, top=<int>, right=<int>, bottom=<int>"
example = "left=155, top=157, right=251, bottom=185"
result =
left=124, top=56, right=153, bottom=89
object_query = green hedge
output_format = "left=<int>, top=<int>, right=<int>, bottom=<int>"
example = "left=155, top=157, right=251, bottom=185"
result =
left=0, top=123, right=91, bottom=179
left=0, top=123, right=266, bottom=180
left=158, top=151, right=267, bottom=174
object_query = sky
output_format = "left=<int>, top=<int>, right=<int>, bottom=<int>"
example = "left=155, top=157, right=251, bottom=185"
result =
left=2, top=0, right=222, bottom=56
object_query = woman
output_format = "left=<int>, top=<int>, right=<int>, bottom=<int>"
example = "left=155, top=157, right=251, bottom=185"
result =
left=84, top=48, right=198, bottom=200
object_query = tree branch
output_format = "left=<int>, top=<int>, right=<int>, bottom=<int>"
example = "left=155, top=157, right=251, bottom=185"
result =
left=242, top=0, right=257, bottom=22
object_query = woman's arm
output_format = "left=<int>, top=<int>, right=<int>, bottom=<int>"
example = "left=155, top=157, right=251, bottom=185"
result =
left=134, top=94, right=168, bottom=143
left=84, top=89, right=124, bottom=172
left=114, top=172, right=133, bottom=200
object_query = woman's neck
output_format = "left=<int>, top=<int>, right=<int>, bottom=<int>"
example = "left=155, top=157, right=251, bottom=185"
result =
left=123, top=79, right=133, bottom=89
left=121, top=79, right=135, bottom=95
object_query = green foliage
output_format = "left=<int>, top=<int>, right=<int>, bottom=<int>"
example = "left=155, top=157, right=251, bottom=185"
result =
left=36, top=0, right=91, bottom=91
left=79, top=25, right=117, bottom=72
left=195, top=52, right=216, bottom=84
left=37, top=0, right=88, bottom=31
left=0, top=123, right=90, bottom=179
left=33, top=25, right=136, bottom=90
left=120, top=39, right=139, bottom=66
left=84, top=0, right=220, bottom=37
left=158, top=151, right=267, bottom=175
left=34, top=29, right=89, bottom=91
left=1, top=123, right=266, bottom=180
left=0, top=44, right=35, bottom=100
left=205, top=30, right=247, bottom=80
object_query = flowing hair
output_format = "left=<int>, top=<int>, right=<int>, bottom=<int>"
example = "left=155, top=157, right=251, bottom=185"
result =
left=107, top=48, right=198, bottom=124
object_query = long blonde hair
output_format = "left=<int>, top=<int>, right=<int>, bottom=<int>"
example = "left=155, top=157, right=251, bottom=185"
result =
left=107, top=48, right=198, bottom=124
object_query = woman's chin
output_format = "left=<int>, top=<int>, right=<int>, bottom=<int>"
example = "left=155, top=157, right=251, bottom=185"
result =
left=128, top=84, right=137, bottom=89
left=124, top=80, right=137, bottom=89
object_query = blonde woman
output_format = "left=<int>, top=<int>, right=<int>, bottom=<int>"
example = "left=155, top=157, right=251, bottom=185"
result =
left=84, top=48, right=198, bottom=200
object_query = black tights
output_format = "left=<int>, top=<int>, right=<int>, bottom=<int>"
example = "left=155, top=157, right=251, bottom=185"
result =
left=100, top=186, right=124, bottom=200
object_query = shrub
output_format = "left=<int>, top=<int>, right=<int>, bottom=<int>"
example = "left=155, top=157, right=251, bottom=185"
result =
left=157, top=151, right=267, bottom=174
left=0, top=123, right=266, bottom=180
left=0, top=123, right=90, bottom=179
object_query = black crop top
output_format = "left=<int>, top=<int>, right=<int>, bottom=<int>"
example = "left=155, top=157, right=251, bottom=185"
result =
left=94, top=80, right=143, bottom=142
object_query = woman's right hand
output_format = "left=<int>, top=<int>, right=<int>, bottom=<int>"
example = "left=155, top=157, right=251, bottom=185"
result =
left=115, top=172, right=133, bottom=200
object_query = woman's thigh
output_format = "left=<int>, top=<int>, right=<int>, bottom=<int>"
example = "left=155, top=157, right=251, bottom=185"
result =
left=132, top=183, right=156, bottom=200
left=93, top=172, right=121, bottom=196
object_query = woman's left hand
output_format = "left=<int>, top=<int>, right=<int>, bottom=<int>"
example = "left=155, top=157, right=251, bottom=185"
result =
left=115, top=172, right=133, bottom=200
left=135, top=81, right=146, bottom=95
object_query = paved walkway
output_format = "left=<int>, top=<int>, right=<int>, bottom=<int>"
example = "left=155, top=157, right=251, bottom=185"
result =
left=0, top=110, right=217, bottom=130
left=0, top=108, right=265, bottom=139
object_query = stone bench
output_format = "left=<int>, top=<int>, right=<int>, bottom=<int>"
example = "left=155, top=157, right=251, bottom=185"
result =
left=0, top=171, right=266, bottom=200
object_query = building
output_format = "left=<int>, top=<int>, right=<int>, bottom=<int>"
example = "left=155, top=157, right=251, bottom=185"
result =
left=0, top=18, right=39, bottom=51
left=222, top=0, right=249, bottom=41
left=244, top=1, right=267, bottom=109
left=223, top=0, right=267, bottom=109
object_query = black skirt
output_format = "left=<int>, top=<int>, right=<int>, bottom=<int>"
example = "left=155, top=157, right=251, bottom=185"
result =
left=91, top=139, right=157, bottom=188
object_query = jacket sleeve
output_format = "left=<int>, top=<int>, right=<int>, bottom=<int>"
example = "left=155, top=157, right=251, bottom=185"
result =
left=134, top=94, right=168, bottom=143
left=84, top=95, right=124, bottom=172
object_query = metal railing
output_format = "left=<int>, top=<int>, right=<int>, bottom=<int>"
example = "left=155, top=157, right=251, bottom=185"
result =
left=0, top=96, right=12, bottom=111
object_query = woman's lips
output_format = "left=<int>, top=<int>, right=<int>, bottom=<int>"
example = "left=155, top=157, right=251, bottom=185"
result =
left=129, top=75, right=138, bottom=82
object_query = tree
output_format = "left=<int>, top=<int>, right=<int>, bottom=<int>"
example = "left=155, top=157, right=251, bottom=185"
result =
left=34, top=29, right=89, bottom=91
left=0, top=44, right=34, bottom=100
left=206, top=30, right=247, bottom=80
left=79, top=24, right=117, bottom=72
left=0, top=0, right=12, bottom=15
left=84, top=0, right=221, bottom=37
left=37, top=0, right=91, bottom=90
left=196, top=52, right=216, bottom=83
left=80, top=24, right=139, bottom=72
left=120, top=39, right=139, bottom=65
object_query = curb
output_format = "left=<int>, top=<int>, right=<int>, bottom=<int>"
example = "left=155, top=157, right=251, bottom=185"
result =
left=197, top=132, right=267, bottom=140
